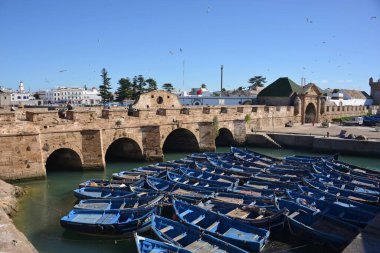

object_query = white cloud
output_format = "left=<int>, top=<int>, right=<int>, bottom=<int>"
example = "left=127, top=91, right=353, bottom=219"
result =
left=321, top=80, right=328, bottom=84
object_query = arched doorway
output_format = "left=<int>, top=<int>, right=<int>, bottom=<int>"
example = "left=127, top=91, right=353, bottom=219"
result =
left=46, top=148, right=82, bottom=172
left=106, top=138, right=143, bottom=162
left=304, top=103, right=316, bottom=123
left=215, top=128, right=234, bottom=147
left=163, top=128, right=200, bottom=152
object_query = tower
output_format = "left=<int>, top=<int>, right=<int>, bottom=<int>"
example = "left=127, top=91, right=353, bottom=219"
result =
left=370, top=77, right=380, bottom=105
left=19, top=81, right=25, bottom=92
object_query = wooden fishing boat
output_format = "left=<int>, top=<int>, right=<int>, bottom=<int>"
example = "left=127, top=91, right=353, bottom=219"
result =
left=194, top=161, right=252, bottom=180
left=230, top=147, right=282, bottom=164
left=134, top=233, right=192, bottom=253
left=213, top=192, right=275, bottom=207
left=325, top=160, right=380, bottom=180
left=60, top=207, right=158, bottom=236
left=207, top=157, right=262, bottom=174
left=276, top=199, right=359, bottom=250
left=78, top=178, right=138, bottom=188
left=173, top=199, right=270, bottom=252
left=74, top=194, right=164, bottom=210
left=146, top=176, right=214, bottom=200
left=297, top=184, right=380, bottom=215
left=167, top=171, right=233, bottom=191
left=73, top=187, right=138, bottom=200
left=303, top=178, right=379, bottom=205
left=252, top=172, right=302, bottom=183
left=199, top=199, right=288, bottom=231
left=286, top=190, right=377, bottom=228
left=232, top=185, right=276, bottom=198
left=152, top=215, right=249, bottom=253
left=316, top=174, right=380, bottom=196
left=285, top=154, right=337, bottom=163
left=112, top=171, right=148, bottom=181
left=244, top=179, right=298, bottom=191
left=179, top=167, right=239, bottom=186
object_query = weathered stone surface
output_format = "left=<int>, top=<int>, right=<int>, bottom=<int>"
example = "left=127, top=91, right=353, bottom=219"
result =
left=0, top=90, right=379, bottom=180
left=0, top=180, right=38, bottom=253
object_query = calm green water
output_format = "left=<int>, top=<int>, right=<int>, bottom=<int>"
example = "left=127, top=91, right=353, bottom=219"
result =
left=13, top=148, right=380, bottom=253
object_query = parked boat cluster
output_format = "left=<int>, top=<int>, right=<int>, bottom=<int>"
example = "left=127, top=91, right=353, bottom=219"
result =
left=60, top=147, right=380, bottom=252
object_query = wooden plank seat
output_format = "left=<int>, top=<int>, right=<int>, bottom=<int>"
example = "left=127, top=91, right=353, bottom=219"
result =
left=288, top=211, right=300, bottom=219
left=226, top=208, right=250, bottom=219
left=160, top=225, right=174, bottom=233
left=185, top=240, right=216, bottom=252
left=214, top=196, right=243, bottom=204
left=173, top=233, right=187, bottom=242
left=191, top=215, right=205, bottom=225
left=223, top=227, right=258, bottom=240
left=206, top=221, right=219, bottom=232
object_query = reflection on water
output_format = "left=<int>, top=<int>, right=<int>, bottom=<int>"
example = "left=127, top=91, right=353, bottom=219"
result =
left=13, top=148, right=380, bottom=253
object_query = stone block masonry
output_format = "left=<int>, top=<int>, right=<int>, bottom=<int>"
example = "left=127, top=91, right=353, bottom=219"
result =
left=0, top=90, right=379, bottom=181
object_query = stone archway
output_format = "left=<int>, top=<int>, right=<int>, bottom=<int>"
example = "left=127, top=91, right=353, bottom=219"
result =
left=215, top=128, right=234, bottom=147
left=305, top=103, right=317, bottom=123
left=46, top=148, right=83, bottom=172
left=105, top=138, right=143, bottom=162
left=163, top=128, right=200, bottom=152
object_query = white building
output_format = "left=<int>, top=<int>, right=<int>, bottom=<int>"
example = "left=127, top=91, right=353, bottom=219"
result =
left=328, top=89, right=373, bottom=106
left=45, top=86, right=101, bottom=105
left=0, top=82, right=40, bottom=106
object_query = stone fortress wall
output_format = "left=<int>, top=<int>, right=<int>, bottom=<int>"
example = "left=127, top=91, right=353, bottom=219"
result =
left=0, top=90, right=378, bottom=181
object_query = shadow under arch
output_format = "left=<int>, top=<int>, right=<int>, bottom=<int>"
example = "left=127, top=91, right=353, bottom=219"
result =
left=215, top=128, right=234, bottom=147
left=163, top=128, right=200, bottom=153
left=46, top=148, right=83, bottom=172
left=105, top=138, right=143, bottom=162
left=305, top=103, right=317, bottom=123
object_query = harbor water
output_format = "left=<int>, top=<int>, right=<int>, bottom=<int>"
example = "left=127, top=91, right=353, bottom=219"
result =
left=13, top=147, right=380, bottom=253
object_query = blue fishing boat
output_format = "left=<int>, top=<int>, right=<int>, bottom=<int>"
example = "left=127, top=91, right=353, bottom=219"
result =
left=167, top=171, right=233, bottom=191
left=232, top=185, right=276, bottom=198
left=74, top=194, right=164, bottom=210
left=112, top=171, right=148, bottom=180
left=286, top=190, right=377, bottom=227
left=230, top=147, right=282, bottom=164
left=297, top=184, right=380, bottom=215
left=276, top=199, right=359, bottom=250
left=194, top=161, right=252, bottom=179
left=134, top=233, right=192, bottom=253
left=213, top=192, right=275, bottom=207
left=173, top=199, right=270, bottom=252
left=79, top=178, right=138, bottom=188
left=252, top=172, right=302, bottom=183
left=316, top=174, right=380, bottom=196
left=244, top=179, right=298, bottom=191
left=303, top=178, right=379, bottom=205
left=60, top=207, right=158, bottom=236
left=152, top=215, right=249, bottom=253
left=146, top=176, right=214, bottom=200
left=73, top=187, right=138, bottom=199
left=179, top=167, right=239, bottom=186
left=207, top=157, right=262, bottom=174
left=200, top=199, right=288, bottom=231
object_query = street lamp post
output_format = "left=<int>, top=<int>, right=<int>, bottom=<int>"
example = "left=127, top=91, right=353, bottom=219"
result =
left=220, top=65, right=223, bottom=97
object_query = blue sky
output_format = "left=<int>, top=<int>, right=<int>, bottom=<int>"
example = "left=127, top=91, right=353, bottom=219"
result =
left=0, top=0, right=379, bottom=93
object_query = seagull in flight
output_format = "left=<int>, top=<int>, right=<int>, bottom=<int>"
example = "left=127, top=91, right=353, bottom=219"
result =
left=59, top=69, right=67, bottom=72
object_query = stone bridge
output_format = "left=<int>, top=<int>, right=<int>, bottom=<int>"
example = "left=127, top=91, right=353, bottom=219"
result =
left=0, top=90, right=378, bottom=180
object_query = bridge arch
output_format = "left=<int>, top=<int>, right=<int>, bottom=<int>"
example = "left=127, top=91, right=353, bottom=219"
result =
left=215, top=128, right=234, bottom=147
left=105, top=137, right=143, bottom=162
left=162, top=128, right=200, bottom=152
left=304, top=103, right=317, bottom=123
left=46, top=148, right=83, bottom=172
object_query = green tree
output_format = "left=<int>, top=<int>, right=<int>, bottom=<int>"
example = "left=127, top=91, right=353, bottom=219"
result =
left=162, top=83, right=174, bottom=92
left=115, top=77, right=133, bottom=101
left=248, top=76, right=266, bottom=89
left=99, top=68, right=112, bottom=102
left=146, top=78, right=157, bottom=91
left=132, top=75, right=147, bottom=99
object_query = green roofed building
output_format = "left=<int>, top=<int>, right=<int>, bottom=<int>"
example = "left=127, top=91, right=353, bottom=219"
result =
left=257, top=77, right=323, bottom=124
left=257, top=77, right=302, bottom=106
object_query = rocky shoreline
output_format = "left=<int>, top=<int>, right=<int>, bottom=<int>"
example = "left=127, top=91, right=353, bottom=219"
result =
left=0, top=180, right=38, bottom=253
